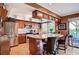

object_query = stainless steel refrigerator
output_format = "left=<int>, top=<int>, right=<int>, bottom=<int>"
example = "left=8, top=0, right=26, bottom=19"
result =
left=4, top=18, right=18, bottom=47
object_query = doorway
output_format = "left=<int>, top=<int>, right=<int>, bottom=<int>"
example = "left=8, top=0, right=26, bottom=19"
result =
left=69, top=17, right=79, bottom=48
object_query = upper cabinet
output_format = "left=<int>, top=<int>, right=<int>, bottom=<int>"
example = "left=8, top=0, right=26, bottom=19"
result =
left=43, top=13, right=49, bottom=19
left=32, top=10, right=43, bottom=19
left=0, top=8, right=7, bottom=18
left=0, top=3, right=7, bottom=18
left=32, top=10, right=55, bottom=20
left=16, top=20, right=26, bottom=28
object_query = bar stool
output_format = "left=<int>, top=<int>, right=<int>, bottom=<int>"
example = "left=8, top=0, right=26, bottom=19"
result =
left=43, top=37, right=58, bottom=55
left=57, top=34, right=68, bottom=53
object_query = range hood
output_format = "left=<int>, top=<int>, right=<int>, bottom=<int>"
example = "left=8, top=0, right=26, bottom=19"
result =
left=5, top=17, right=16, bottom=22
left=31, top=18, right=53, bottom=23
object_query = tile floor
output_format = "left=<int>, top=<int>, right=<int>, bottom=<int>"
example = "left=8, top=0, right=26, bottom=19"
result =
left=10, top=43, right=79, bottom=55
left=58, top=46, right=79, bottom=55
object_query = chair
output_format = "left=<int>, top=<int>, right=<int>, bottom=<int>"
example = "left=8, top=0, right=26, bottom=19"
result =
left=43, top=37, right=58, bottom=55
left=57, top=34, right=68, bottom=53
left=68, top=35, right=74, bottom=46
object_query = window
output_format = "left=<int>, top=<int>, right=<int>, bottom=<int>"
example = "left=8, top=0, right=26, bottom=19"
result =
left=42, top=23, right=48, bottom=33
left=41, top=19, right=55, bottom=33
left=48, top=20, right=55, bottom=33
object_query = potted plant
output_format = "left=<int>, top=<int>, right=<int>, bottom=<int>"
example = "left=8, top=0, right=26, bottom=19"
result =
left=50, top=28, right=53, bottom=33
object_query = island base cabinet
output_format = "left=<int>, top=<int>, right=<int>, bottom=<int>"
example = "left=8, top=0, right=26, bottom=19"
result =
left=28, top=37, right=38, bottom=55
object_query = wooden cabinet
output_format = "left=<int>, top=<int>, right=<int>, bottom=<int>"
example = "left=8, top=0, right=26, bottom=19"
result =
left=0, top=36, right=10, bottom=55
left=32, top=10, right=43, bottom=19
left=43, top=13, right=49, bottom=19
left=0, top=3, right=7, bottom=18
left=0, top=8, right=7, bottom=17
left=0, top=40, right=10, bottom=55
left=32, top=10, right=52, bottom=20
left=1, top=8, right=7, bottom=18
left=18, top=21, right=24, bottom=28
left=0, top=3, right=3, bottom=8
left=18, top=34, right=26, bottom=44
left=0, top=5, right=7, bottom=22
left=16, top=20, right=26, bottom=28
left=27, top=37, right=38, bottom=55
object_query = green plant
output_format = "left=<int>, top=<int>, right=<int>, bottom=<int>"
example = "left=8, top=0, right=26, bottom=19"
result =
left=50, top=28, right=53, bottom=32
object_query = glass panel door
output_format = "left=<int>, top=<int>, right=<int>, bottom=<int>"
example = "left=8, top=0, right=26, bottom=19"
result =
left=69, top=18, right=79, bottom=47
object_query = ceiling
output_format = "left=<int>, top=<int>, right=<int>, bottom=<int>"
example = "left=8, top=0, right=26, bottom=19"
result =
left=4, top=3, right=35, bottom=20
left=4, top=3, right=79, bottom=19
left=4, top=3, right=52, bottom=23
left=38, top=3, right=79, bottom=16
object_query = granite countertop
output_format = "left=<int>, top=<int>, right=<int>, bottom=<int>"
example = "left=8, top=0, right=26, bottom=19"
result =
left=27, top=34, right=47, bottom=39
left=26, top=33, right=63, bottom=40
left=0, top=35, right=9, bottom=42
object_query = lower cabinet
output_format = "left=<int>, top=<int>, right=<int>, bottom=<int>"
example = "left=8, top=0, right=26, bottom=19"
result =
left=0, top=35, right=10, bottom=55
left=18, top=34, right=26, bottom=44
left=0, top=40, right=10, bottom=55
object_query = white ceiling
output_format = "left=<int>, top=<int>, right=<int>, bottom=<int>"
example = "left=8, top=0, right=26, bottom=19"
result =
left=4, top=3, right=35, bottom=20
left=4, top=3, right=79, bottom=19
left=38, top=3, right=79, bottom=16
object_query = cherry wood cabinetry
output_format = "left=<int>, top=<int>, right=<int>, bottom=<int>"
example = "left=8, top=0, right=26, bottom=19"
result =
left=0, top=3, right=7, bottom=21
left=16, top=20, right=26, bottom=28
left=32, top=10, right=54, bottom=20
left=32, top=10, right=43, bottom=19
left=18, top=34, right=26, bottom=44
left=0, top=40, right=10, bottom=55
left=27, top=37, right=38, bottom=55
left=0, top=8, right=7, bottom=17
left=0, top=36, right=10, bottom=55
left=0, top=3, right=3, bottom=8
left=43, top=13, right=49, bottom=19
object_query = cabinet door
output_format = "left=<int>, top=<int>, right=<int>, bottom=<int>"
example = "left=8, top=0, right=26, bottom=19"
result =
left=32, top=10, right=43, bottom=19
left=0, top=8, right=7, bottom=17
left=18, top=34, right=26, bottom=44
left=0, top=8, right=2, bottom=16
left=16, top=21, right=25, bottom=28
left=18, top=34, right=22, bottom=44
left=0, top=40, right=10, bottom=55
left=21, top=34, right=26, bottom=43
left=1, top=9, right=7, bottom=17
left=19, top=22, right=24, bottom=28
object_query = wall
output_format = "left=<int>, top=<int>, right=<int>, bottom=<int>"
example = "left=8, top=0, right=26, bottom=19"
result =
left=56, top=13, right=79, bottom=36
left=16, top=19, right=40, bottom=34
left=60, top=17, right=68, bottom=35
left=56, top=17, right=68, bottom=36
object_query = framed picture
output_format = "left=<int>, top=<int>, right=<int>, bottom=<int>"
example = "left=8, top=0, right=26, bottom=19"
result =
left=58, top=23, right=66, bottom=30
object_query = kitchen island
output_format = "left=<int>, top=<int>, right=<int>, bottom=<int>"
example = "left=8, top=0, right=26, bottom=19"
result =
left=27, top=33, right=63, bottom=55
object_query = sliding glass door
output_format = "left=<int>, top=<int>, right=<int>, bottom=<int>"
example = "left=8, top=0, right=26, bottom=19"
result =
left=69, top=17, right=79, bottom=47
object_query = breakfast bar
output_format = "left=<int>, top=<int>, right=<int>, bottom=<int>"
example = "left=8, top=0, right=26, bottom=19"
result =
left=27, top=33, right=63, bottom=55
